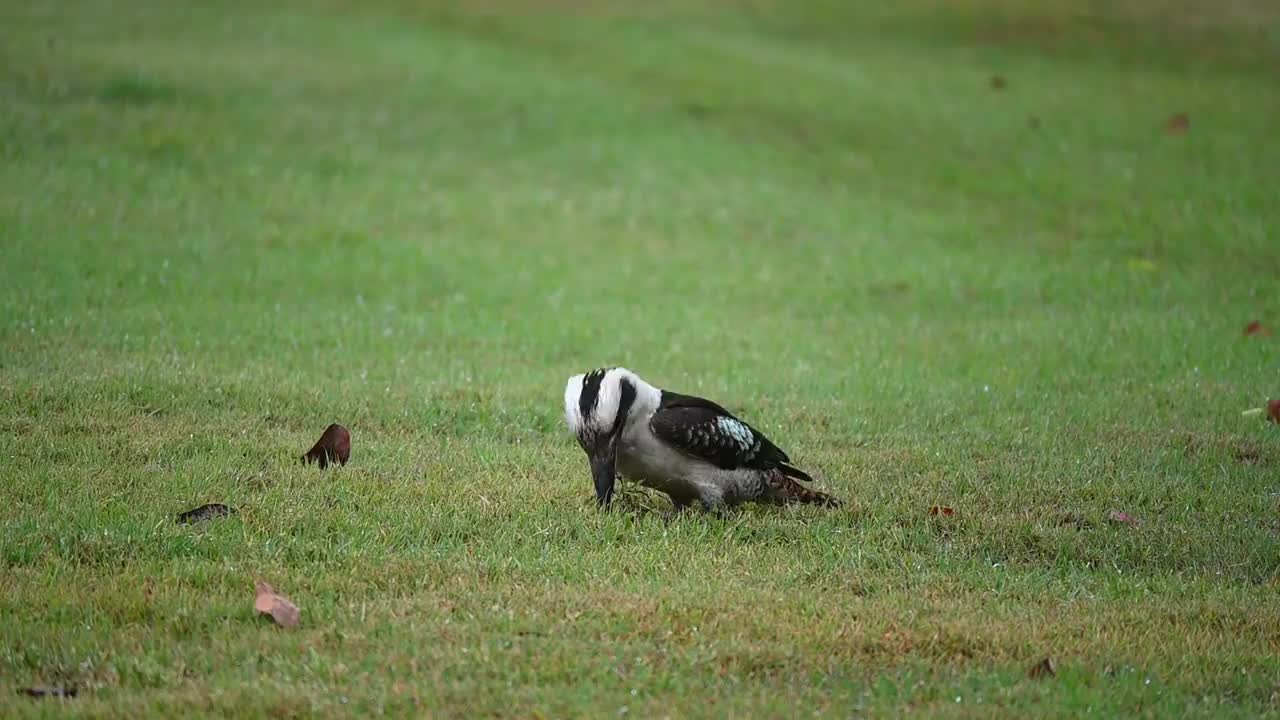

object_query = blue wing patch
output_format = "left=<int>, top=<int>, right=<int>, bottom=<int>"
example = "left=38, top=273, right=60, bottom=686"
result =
left=651, top=391, right=792, bottom=472
left=716, top=416, right=754, bottom=450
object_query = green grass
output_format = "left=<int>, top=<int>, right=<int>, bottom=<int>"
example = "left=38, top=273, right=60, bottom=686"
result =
left=3, top=0, right=1280, bottom=715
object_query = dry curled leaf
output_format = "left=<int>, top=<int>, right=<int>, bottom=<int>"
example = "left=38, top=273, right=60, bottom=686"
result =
left=1107, top=510, right=1139, bottom=527
left=176, top=503, right=236, bottom=524
left=1028, top=657, right=1056, bottom=680
left=1244, top=321, right=1270, bottom=337
left=1166, top=113, right=1189, bottom=135
left=989, top=75, right=1007, bottom=90
left=928, top=506, right=955, bottom=517
left=19, top=686, right=77, bottom=699
left=302, top=423, right=351, bottom=469
left=255, top=581, right=300, bottom=628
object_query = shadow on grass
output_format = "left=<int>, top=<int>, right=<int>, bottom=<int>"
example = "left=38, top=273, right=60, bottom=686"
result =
left=97, top=74, right=179, bottom=106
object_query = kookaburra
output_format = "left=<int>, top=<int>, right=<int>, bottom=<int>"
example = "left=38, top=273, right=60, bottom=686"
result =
left=563, top=368, right=841, bottom=512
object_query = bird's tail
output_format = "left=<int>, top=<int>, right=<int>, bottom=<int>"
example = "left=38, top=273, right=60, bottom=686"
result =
left=765, top=468, right=841, bottom=508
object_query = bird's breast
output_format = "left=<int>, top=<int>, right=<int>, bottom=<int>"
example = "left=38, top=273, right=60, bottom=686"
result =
left=618, top=425, right=693, bottom=480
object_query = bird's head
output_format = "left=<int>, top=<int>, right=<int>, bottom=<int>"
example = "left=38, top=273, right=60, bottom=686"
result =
left=564, top=367, right=646, bottom=507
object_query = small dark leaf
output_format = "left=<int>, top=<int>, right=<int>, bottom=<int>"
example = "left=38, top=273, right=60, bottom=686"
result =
left=1056, top=512, right=1091, bottom=530
left=302, top=423, right=351, bottom=469
left=1166, top=113, right=1189, bottom=135
left=989, top=75, right=1007, bottom=90
left=928, top=506, right=955, bottom=517
left=1244, top=320, right=1270, bottom=337
left=1028, top=657, right=1056, bottom=680
left=20, top=686, right=77, bottom=699
left=176, top=503, right=236, bottom=524
left=679, top=101, right=714, bottom=119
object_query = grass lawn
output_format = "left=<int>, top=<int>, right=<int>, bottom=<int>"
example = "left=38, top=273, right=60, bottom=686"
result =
left=3, top=0, right=1280, bottom=715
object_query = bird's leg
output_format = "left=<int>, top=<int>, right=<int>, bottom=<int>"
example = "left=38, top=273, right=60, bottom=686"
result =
left=669, top=495, right=694, bottom=512
left=692, top=484, right=729, bottom=515
left=700, top=501, right=733, bottom=520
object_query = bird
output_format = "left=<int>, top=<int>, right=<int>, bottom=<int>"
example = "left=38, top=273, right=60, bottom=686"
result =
left=563, top=367, right=841, bottom=512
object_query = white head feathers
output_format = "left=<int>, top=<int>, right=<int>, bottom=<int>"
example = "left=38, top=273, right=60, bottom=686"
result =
left=563, top=367, right=659, bottom=441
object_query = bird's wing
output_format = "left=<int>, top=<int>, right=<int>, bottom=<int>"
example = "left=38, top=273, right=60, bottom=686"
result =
left=649, top=392, right=796, bottom=474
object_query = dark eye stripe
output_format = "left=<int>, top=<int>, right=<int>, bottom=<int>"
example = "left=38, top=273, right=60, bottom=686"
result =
left=578, top=368, right=607, bottom=419
left=612, top=378, right=636, bottom=435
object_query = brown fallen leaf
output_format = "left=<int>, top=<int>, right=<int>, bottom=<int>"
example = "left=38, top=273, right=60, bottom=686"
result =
left=1028, top=657, right=1056, bottom=680
left=989, top=75, right=1007, bottom=90
left=19, top=686, right=77, bottom=699
left=1244, top=320, right=1271, bottom=337
left=1269, top=399, right=1280, bottom=424
left=302, top=423, right=351, bottom=469
left=928, top=506, right=955, bottom=517
left=1107, top=510, right=1139, bottom=526
left=254, top=581, right=300, bottom=628
left=176, top=503, right=236, bottom=524
left=1166, top=113, right=1189, bottom=135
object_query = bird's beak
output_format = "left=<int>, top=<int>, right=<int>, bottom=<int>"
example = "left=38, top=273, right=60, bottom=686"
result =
left=588, top=435, right=618, bottom=507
